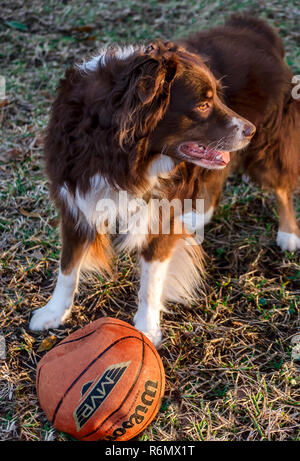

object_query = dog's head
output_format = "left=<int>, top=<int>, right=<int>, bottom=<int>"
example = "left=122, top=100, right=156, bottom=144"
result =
left=106, top=41, right=255, bottom=172
left=147, top=43, right=256, bottom=170
left=55, top=41, right=255, bottom=192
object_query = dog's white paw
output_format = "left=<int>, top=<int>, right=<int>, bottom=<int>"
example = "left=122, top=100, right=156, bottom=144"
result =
left=277, top=231, right=300, bottom=252
left=134, top=313, right=162, bottom=347
left=140, top=328, right=162, bottom=348
left=29, top=302, right=71, bottom=331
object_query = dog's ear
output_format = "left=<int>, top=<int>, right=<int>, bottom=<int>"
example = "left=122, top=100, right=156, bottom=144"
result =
left=113, top=44, right=179, bottom=150
left=135, top=54, right=178, bottom=105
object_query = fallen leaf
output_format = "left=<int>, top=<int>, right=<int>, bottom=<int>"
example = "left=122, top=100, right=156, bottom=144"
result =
left=19, top=208, right=41, bottom=218
left=71, top=25, right=95, bottom=32
left=37, top=335, right=58, bottom=352
left=22, top=330, right=35, bottom=348
left=6, top=149, right=23, bottom=160
left=0, top=98, right=8, bottom=108
left=49, top=218, right=59, bottom=228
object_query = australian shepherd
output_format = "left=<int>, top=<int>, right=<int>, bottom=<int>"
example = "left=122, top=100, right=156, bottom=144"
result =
left=29, top=15, right=300, bottom=346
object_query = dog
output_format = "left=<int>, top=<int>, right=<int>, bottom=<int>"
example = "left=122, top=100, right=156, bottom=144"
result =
left=29, top=15, right=299, bottom=346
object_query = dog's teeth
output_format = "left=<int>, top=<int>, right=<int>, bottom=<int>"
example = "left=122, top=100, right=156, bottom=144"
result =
left=216, top=154, right=222, bottom=160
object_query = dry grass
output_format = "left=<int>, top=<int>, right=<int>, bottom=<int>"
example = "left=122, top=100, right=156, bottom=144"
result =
left=1, top=0, right=300, bottom=441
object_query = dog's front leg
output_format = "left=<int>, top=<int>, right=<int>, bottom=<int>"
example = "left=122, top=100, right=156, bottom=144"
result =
left=29, top=218, right=90, bottom=331
left=134, top=235, right=180, bottom=347
left=134, top=257, right=170, bottom=347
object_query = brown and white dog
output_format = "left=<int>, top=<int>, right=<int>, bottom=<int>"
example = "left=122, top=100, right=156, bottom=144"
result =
left=29, top=15, right=300, bottom=345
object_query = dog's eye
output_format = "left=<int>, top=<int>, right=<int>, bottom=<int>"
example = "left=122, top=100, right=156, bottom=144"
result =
left=197, top=102, right=210, bottom=111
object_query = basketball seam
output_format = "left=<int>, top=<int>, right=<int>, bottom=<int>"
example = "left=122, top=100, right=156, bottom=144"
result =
left=37, top=320, right=135, bottom=412
left=50, top=335, right=142, bottom=426
left=80, top=331, right=145, bottom=440
left=80, top=334, right=164, bottom=441
left=133, top=351, right=164, bottom=438
left=55, top=329, right=97, bottom=347
left=115, top=335, right=165, bottom=440
left=50, top=321, right=140, bottom=350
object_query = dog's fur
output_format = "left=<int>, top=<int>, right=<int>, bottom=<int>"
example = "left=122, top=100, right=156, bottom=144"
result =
left=30, top=15, right=300, bottom=345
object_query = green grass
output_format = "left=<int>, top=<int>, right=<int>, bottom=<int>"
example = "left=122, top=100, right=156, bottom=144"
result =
left=1, top=0, right=300, bottom=442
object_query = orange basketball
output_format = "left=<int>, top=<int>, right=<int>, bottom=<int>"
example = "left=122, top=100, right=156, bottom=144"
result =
left=36, top=317, right=165, bottom=441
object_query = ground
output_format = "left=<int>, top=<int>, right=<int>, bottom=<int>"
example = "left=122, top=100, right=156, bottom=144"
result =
left=0, top=0, right=300, bottom=441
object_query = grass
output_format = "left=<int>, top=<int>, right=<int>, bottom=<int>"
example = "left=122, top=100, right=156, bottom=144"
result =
left=1, top=0, right=300, bottom=442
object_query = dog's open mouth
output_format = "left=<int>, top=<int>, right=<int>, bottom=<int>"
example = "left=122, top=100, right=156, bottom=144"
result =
left=178, top=142, right=230, bottom=169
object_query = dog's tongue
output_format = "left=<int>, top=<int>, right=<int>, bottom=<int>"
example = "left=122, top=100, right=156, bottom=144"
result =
left=216, top=150, right=230, bottom=164
left=180, top=143, right=230, bottom=165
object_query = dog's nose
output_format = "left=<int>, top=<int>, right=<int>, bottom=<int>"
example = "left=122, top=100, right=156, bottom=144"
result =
left=242, top=123, right=256, bottom=138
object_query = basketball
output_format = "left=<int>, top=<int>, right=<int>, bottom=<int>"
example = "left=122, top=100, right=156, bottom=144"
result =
left=36, top=317, right=165, bottom=441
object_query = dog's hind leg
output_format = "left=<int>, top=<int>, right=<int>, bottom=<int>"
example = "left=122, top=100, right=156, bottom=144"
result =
left=242, top=98, right=300, bottom=251
left=274, top=100, right=300, bottom=251
left=275, top=187, right=300, bottom=251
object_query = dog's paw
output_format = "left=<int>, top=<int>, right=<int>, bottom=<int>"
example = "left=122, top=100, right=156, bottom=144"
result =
left=277, top=231, right=300, bottom=252
left=134, top=314, right=162, bottom=347
left=29, top=303, right=71, bottom=331
left=140, top=328, right=162, bottom=348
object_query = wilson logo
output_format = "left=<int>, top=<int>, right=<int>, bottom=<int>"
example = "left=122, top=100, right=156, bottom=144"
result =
left=105, top=379, right=159, bottom=441
left=73, top=361, right=130, bottom=431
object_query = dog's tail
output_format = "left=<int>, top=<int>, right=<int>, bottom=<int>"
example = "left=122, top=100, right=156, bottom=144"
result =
left=225, top=14, right=285, bottom=57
